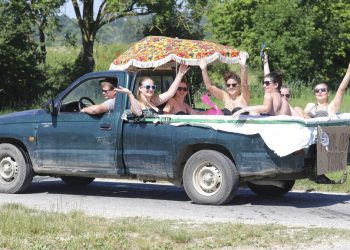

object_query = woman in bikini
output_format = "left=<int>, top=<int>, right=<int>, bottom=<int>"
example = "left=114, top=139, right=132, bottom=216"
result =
left=163, top=80, right=201, bottom=115
left=199, top=52, right=250, bottom=115
left=233, top=71, right=291, bottom=116
left=295, top=63, right=350, bottom=118
left=123, top=64, right=189, bottom=116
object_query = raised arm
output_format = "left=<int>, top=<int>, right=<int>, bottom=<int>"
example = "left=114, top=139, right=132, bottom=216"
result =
left=239, top=51, right=250, bottom=104
left=329, top=63, right=350, bottom=114
left=263, top=51, right=270, bottom=76
left=153, top=64, right=189, bottom=106
left=115, top=86, right=143, bottom=116
left=233, top=93, right=273, bottom=116
left=199, top=59, right=225, bottom=100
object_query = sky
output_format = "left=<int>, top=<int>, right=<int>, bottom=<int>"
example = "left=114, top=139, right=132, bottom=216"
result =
left=60, top=0, right=103, bottom=18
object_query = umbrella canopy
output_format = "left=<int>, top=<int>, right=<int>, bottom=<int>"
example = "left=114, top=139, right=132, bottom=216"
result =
left=109, top=36, right=246, bottom=70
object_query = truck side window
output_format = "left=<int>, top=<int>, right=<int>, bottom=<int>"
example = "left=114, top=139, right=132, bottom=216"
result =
left=60, top=78, right=106, bottom=112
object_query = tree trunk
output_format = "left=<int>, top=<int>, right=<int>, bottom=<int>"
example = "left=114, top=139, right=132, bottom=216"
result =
left=81, top=35, right=95, bottom=73
left=38, top=25, right=46, bottom=64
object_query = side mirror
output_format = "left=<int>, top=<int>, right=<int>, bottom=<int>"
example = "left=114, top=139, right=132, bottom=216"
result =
left=45, top=99, right=58, bottom=116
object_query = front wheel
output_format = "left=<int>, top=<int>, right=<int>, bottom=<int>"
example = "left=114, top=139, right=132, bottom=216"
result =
left=0, top=143, right=33, bottom=193
left=183, top=150, right=239, bottom=205
left=247, top=180, right=295, bottom=196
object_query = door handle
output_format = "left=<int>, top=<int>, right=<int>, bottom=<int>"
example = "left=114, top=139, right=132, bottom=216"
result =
left=100, top=123, right=112, bottom=130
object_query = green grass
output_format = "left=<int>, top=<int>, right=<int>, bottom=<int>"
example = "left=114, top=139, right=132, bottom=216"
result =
left=294, top=166, right=350, bottom=193
left=1, top=204, right=349, bottom=249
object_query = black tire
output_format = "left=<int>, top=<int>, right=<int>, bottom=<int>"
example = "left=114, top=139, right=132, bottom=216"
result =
left=60, top=176, right=95, bottom=186
left=247, top=180, right=295, bottom=196
left=0, top=143, right=33, bottom=193
left=183, top=150, right=239, bottom=205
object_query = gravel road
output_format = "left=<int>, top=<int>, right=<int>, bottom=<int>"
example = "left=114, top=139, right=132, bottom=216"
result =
left=1, top=177, right=350, bottom=230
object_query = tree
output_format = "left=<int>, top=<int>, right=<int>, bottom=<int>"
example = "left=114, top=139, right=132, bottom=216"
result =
left=30, top=0, right=66, bottom=63
left=71, top=0, right=152, bottom=73
left=300, top=0, right=350, bottom=85
left=0, top=0, right=45, bottom=109
left=143, top=0, right=206, bottom=39
left=71, top=0, right=207, bottom=73
left=205, top=0, right=350, bottom=84
left=252, top=0, right=318, bottom=81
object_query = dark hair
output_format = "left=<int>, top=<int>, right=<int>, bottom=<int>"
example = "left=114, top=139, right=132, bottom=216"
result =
left=180, top=77, right=190, bottom=88
left=223, top=71, right=241, bottom=84
left=265, top=71, right=282, bottom=90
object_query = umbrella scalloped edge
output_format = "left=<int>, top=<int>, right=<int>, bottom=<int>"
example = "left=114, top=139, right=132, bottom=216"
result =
left=109, top=36, right=249, bottom=70
left=110, top=49, right=248, bottom=70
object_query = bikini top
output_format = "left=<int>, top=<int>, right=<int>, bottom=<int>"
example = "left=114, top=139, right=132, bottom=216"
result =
left=307, top=104, right=329, bottom=118
left=142, top=108, right=163, bottom=116
left=175, top=111, right=189, bottom=115
left=223, top=107, right=249, bottom=116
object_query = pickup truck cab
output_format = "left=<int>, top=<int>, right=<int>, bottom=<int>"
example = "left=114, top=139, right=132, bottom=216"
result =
left=0, top=70, right=348, bottom=205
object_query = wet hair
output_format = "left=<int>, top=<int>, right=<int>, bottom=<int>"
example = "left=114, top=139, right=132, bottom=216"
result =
left=180, top=78, right=190, bottom=88
left=265, top=71, right=283, bottom=90
left=223, top=71, right=241, bottom=84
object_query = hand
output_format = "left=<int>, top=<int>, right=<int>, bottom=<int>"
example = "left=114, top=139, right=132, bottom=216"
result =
left=263, top=51, right=269, bottom=62
left=199, top=59, right=207, bottom=71
left=238, top=51, right=248, bottom=66
left=115, top=86, right=131, bottom=95
left=232, top=108, right=246, bottom=118
left=178, top=64, right=189, bottom=75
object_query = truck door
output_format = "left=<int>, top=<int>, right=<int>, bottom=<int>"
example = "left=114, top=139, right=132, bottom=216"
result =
left=122, top=121, right=174, bottom=178
left=35, top=76, right=122, bottom=174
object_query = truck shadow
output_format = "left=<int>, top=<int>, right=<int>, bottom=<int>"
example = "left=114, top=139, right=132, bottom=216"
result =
left=231, top=189, right=350, bottom=208
left=27, top=177, right=350, bottom=208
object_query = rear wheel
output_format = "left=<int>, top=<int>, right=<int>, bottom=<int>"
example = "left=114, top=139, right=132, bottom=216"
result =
left=60, top=176, right=95, bottom=186
left=247, top=180, right=295, bottom=196
left=183, top=150, right=239, bottom=205
left=0, top=143, right=33, bottom=193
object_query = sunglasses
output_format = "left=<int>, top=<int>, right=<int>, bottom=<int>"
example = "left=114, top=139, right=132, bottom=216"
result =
left=226, top=83, right=238, bottom=88
left=314, top=87, right=327, bottom=94
left=281, top=94, right=291, bottom=98
left=142, top=85, right=156, bottom=90
left=262, top=81, right=274, bottom=86
left=102, top=89, right=113, bottom=93
left=177, top=87, right=188, bottom=92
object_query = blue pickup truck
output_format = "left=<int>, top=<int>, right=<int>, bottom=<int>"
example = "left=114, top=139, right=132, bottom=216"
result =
left=0, top=70, right=349, bottom=205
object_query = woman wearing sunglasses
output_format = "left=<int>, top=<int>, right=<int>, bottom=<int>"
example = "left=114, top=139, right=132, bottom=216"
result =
left=199, top=52, right=250, bottom=115
left=163, top=80, right=201, bottom=115
left=301, top=63, right=350, bottom=118
left=126, top=64, right=189, bottom=116
left=233, top=71, right=291, bottom=116
left=263, top=50, right=300, bottom=116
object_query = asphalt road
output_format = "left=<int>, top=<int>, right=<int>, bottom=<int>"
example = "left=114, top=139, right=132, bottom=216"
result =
left=1, top=177, right=350, bottom=229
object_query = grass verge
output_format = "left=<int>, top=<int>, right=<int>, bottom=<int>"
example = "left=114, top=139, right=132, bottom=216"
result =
left=1, top=203, right=350, bottom=249
left=294, top=166, right=350, bottom=193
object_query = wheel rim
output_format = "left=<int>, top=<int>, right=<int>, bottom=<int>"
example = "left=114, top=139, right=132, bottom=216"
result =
left=0, top=156, right=18, bottom=183
left=192, top=163, right=222, bottom=196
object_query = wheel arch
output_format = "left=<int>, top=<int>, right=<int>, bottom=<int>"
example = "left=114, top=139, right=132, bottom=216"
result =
left=0, top=138, right=33, bottom=170
left=172, top=143, right=236, bottom=186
